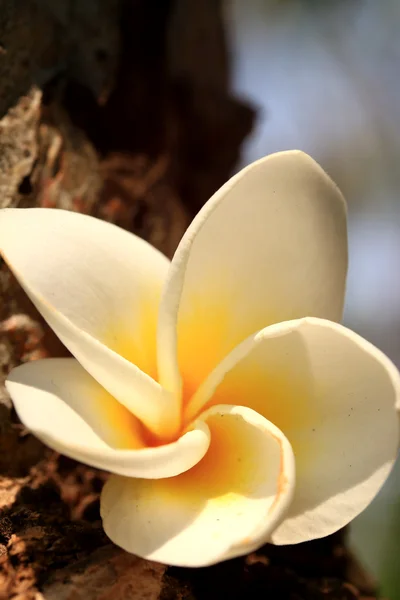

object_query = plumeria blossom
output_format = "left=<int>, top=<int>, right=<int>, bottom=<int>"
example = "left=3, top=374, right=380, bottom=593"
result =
left=2, top=151, right=400, bottom=568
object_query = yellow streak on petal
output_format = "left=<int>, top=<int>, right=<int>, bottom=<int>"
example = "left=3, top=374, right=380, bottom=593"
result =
left=177, top=289, right=283, bottom=410
left=175, top=414, right=256, bottom=503
left=92, top=386, right=146, bottom=450
left=157, top=411, right=280, bottom=509
left=177, top=296, right=231, bottom=406
left=202, top=367, right=320, bottom=476
left=104, top=298, right=159, bottom=381
left=99, top=408, right=293, bottom=567
left=177, top=291, right=272, bottom=407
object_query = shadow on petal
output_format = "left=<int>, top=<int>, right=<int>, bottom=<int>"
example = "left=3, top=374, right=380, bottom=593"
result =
left=193, top=318, right=400, bottom=544
left=6, top=358, right=211, bottom=479
left=101, top=406, right=295, bottom=567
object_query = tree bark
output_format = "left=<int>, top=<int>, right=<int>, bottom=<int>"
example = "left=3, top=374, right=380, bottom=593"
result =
left=0, top=1, right=380, bottom=598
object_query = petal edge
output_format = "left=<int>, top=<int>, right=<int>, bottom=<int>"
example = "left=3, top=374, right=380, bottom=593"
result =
left=101, top=405, right=295, bottom=567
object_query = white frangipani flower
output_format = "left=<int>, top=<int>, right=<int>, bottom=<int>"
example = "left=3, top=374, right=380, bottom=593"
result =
left=2, top=151, right=399, bottom=567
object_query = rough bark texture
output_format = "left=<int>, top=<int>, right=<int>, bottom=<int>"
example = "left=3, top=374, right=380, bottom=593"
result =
left=0, top=0, right=382, bottom=598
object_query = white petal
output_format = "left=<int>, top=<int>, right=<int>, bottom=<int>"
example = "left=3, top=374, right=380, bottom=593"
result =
left=0, top=208, right=177, bottom=437
left=100, top=405, right=295, bottom=567
left=187, top=317, right=400, bottom=544
left=6, top=358, right=210, bottom=478
left=157, top=150, right=348, bottom=399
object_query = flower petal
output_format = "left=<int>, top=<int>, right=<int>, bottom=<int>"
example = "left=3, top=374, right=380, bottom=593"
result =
left=100, top=405, right=295, bottom=567
left=157, top=150, right=348, bottom=399
left=6, top=358, right=210, bottom=478
left=0, top=208, right=177, bottom=436
left=188, top=317, right=400, bottom=544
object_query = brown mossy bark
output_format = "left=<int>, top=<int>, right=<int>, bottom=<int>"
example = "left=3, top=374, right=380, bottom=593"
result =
left=0, top=1, right=380, bottom=598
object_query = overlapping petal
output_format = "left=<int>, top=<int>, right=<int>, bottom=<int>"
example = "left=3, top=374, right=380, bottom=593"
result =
left=0, top=208, right=178, bottom=437
left=6, top=358, right=210, bottom=478
left=101, top=405, right=295, bottom=567
left=157, top=150, right=348, bottom=401
left=186, top=317, right=400, bottom=544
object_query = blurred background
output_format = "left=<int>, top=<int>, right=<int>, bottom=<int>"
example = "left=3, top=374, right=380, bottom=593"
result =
left=226, top=0, right=400, bottom=596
